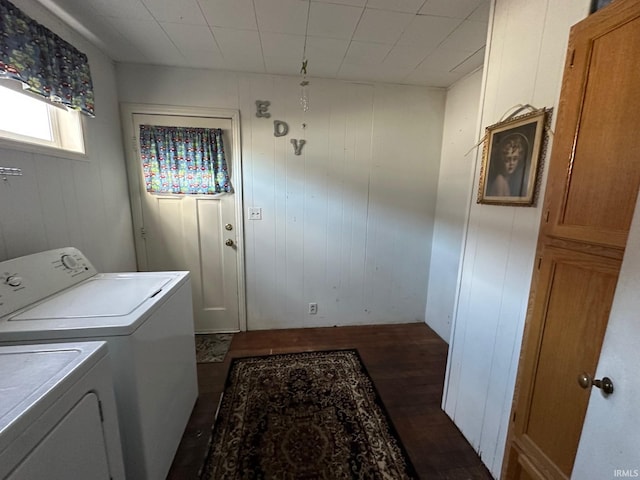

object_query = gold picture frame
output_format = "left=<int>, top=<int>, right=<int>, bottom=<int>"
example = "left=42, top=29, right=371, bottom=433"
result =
left=477, top=109, right=548, bottom=206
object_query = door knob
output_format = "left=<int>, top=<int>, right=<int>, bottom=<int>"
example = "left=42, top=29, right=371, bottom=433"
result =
left=225, top=239, right=234, bottom=247
left=578, top=373, right=614, bottom=394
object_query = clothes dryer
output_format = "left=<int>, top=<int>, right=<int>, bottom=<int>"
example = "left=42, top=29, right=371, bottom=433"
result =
left=0, top=247, right=198, bottom=480
left=0, top=341, right=125, bottom=479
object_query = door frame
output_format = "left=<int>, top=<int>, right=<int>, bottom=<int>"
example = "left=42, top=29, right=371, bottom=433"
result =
left=120, top=102, right=246, bottom=331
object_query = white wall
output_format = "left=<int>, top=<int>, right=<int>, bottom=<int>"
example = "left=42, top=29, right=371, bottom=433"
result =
left=426, top=68, right=483, bottom=342
left=116, top=64, right=445, bottom=330
left=442, top=0, right=591, bottom=477
left=0, top=0, right=136, bottom=273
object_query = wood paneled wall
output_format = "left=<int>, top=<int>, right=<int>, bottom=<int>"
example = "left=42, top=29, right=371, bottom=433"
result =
left=426, top=68, right=483, bottom=342
left=0, top=0, right=136, bottom=273
left=442, top=0, right=591, bottom=476
left=116, top=65, right=446, bottom=330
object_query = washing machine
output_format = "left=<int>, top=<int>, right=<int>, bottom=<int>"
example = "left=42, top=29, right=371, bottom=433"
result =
left=0, top=341, right=125, bottom=479
left=0, top=247, right=199, bottom=480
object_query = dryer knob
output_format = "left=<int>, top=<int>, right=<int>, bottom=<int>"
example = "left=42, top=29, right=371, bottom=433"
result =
left=6, top=275, right=22, bottom=287
left=61, top=254, right=78, bottom=270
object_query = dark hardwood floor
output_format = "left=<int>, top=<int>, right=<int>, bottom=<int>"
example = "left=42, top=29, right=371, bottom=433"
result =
left=167, top=323, right=493, bottom=479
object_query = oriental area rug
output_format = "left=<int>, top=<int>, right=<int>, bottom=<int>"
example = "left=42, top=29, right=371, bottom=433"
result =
left=200, top=349, right=417, bottom=480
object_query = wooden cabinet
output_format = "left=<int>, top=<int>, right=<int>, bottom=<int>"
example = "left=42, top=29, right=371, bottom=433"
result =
left=503, top=1, right=640, bottom=478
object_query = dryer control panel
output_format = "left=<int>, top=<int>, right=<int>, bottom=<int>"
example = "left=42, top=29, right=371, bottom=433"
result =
left=0, top=247, right=97, bottom=318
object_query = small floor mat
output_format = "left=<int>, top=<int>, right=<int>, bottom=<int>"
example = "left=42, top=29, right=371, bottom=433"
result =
left=195, top=334, right=233, bottom=363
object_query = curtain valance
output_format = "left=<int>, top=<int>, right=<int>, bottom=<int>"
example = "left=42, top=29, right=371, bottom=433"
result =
left=0, top=0, right=95, bottom=116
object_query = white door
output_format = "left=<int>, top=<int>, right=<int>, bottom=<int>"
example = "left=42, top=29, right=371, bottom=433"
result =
left=122, top=106, right=245, bottom=333
left=572, top=194, right=640, bottom=479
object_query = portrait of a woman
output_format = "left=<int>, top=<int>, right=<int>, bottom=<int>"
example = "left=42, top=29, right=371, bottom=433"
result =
left=477, top=108, right=547, bottom=206
left=487, top=133, right=529, bottom=197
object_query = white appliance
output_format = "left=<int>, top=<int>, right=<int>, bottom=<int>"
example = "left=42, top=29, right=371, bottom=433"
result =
left=0, top=341, right=125, bottom=479
left=0, top=247, right=198, bottom=480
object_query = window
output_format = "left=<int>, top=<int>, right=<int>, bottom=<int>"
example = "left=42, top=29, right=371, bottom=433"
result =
left=0, top=83, right=85, bottom=155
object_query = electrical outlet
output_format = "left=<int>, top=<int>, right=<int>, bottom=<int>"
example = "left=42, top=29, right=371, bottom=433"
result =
left=248, top=207, right=262, bottom=220
left=308, top=303, right=318, bottom=315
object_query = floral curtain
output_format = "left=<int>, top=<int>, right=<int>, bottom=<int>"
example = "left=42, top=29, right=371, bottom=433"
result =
left=139, top=125, right=233, bottom=195
left=0, top=0, right=95, bottom=116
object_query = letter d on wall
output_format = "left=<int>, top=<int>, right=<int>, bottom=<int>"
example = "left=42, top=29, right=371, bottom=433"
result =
left=273, top=120, right=289, bottom=137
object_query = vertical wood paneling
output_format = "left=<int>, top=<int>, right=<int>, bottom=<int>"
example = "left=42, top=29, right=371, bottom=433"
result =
left=325, top=86, right=349, bottom=319
left=0, top=0, right=136, bottom=272
left=0, top=215, right=7, bottom=259
left=340, top=84, right=374, bottom=322
left=33, top=155, right=73, bottom=249
left=302, top=82, right=330, bottom=324
left=426, top=69, right=484, bottom=342
left=71, top=160, right=110, bottom=271
left=57, top=158, right=87, bottom=259
left=241, top=76, right=280, bottom=327
left=442, top=0, right=591, bottom=476
left=117, top=64, right=445, bottom=331
left=0, top=150, right=49, bottom=258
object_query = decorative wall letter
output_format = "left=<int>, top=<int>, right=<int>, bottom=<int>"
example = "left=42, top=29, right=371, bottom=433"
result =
left=273, top=120, right=289, bottom=137
left=255, top=100, right=271, bottom=118
left=290, top=139, right=306, bottom=155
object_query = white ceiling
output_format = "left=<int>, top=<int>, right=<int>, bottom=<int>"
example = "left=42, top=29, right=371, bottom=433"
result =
left=39, top=0, right=490, bottom=87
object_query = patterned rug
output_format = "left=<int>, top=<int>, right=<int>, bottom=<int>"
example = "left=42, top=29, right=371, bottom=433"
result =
left=195, top=334, right=234, bottom=363
left=200, top=350, right=417, bottom=479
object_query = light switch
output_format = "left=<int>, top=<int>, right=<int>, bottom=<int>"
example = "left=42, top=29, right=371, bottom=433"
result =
left=248, top=207, right=262, bottom=220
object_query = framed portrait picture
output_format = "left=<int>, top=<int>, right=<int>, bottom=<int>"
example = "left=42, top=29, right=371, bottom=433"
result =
left=477, top=109, right=548, bottom=206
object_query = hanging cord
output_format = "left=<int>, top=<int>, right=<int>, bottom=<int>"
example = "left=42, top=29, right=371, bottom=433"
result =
left=300, top=0, right=310, bottom=76
left=465, top=103, right=553, bottom=157
left=299, top=0, right=311, bottom=126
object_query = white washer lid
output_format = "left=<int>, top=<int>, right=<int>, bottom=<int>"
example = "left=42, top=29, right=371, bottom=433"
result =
left=11, top=274, right=171, bottom=320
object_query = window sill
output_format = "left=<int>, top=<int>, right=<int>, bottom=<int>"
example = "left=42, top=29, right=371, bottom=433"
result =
left=0, top=136, right=89, bottom=162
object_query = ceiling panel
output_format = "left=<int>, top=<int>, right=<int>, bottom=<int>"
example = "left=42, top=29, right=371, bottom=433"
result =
left=160, top=23, right=219, bottom=54
left=179, top=48, right=225, bottom=69
left=260, top=32, right=304, bottom=59
left=383, top=44, right=429, bottom=70
left=469, top=0, right=491, bottom=21
left=365, top=0, right=426, bottom=14
left=254, top=0, right=309, bottom=35
left=198, top=0, right=257, bottom=30
left=90, top=0, right=152, bottom=20
left=405, top=68, right=460, bottom=87
left=213, top=27, right=263, bottom=61
left=352, top=8, right=414, bottom=44
left=107, top=17, right=181, bottom=62
left=36, top=0, right=491, bottom=87
left=439, top=19, right=489, bottom=52
left=452, top=47, right=485, bottom=75
left=419, top=45, right=477, bottom=73
left=142, top=0, right=206, bottom=24
left=307, top=2, right=364, bottom=39
left=397, top=14, right=461, bottom=48
left=419, top=0, right=484, bottom=19
left=312, top=0, right=367, bottom=6
left=343, top=41, right=393, bottom=66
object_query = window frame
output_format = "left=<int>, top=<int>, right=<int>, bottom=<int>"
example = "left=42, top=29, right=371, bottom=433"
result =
left=0, top=83, right=88, bottom=161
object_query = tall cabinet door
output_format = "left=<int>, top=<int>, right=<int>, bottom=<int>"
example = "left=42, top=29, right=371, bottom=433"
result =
left=503, top=1, right=640, bottom=479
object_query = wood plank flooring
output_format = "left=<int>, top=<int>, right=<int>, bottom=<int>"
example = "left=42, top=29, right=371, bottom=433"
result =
left=167, top=323, right=493, bottom=479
